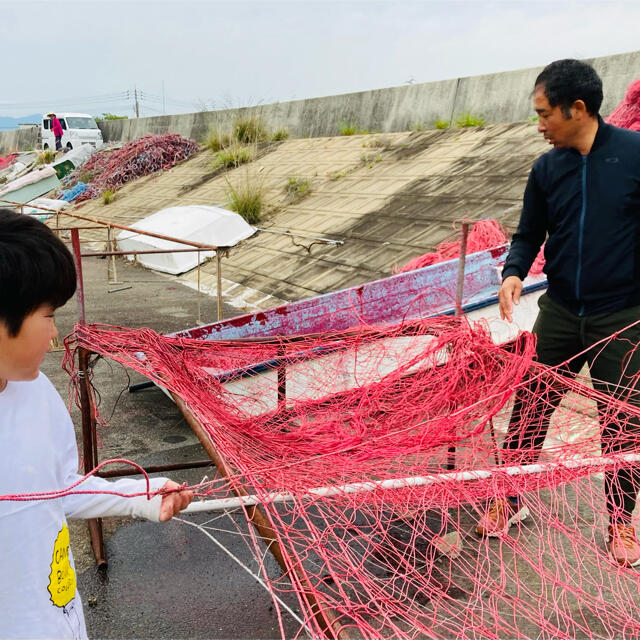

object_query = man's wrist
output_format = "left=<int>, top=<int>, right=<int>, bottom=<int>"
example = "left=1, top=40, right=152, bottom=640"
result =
left=502, top=267, right=524, bottom=282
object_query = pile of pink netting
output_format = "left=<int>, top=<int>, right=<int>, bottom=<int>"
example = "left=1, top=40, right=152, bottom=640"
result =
left=59, top=316, right=640, bottom=639
left=395, top=220, right=547, bottom=278
left=72, top=133, right=199, bottom=202
left=607, top=79, right=640, bottom=132
left=395, top=220, right=508, bottom=274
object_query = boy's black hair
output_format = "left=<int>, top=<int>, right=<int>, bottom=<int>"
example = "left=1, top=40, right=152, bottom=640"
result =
left=0, top=208, right=76, bottom=336
left=535, top=59, right=603, bottom=118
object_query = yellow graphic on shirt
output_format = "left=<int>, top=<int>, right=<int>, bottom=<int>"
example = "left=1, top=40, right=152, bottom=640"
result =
left=48, top=523, right=76, bottom=608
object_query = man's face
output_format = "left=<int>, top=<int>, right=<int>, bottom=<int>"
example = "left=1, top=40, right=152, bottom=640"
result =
left=533, top=87, right=581, bottom=148
left=0, top=305, right=58, bottom=383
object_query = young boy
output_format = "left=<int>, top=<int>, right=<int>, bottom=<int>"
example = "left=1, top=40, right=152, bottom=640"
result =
left=0, top=209, right=193, bottom=639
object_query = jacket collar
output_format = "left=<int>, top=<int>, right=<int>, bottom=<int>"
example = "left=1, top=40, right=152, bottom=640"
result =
left=588, top=116, right=612, bottom=154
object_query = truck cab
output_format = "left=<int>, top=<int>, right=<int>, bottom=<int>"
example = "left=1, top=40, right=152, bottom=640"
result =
left=42, top=113, right=104, bottom=151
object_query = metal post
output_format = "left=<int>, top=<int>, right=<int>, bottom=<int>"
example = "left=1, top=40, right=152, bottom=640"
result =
left=277, top=344, right=286, bottom=411
left=78, top=348, right=107, bottom=568
left=454, top=222, right=469, bottom=316
left=449, top=222, right=469, bottom=472
left=70, top=228, right=86, bottom=324
left=107, top=226, right=118, bottom=283
left=197, top=251, right=201, bottom=325
left=216, top=250, right=223, bottom=321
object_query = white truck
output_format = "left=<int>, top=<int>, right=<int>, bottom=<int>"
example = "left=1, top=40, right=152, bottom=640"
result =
left=41, top=113, right=104, bottom=151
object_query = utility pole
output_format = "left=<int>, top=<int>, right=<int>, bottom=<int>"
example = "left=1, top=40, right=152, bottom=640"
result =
left=134, top=85, right=140, bottom=118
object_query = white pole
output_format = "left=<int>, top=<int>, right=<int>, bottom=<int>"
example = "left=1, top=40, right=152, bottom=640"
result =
left=182, top=452, right=640, bottom=514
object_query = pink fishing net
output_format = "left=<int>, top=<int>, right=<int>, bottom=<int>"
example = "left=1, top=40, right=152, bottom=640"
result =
left=607, top=79, right=640, bottom=132
left=56, top=316, right=640, bottom=639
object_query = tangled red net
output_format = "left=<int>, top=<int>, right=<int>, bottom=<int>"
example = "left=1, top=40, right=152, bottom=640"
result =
left=607, top=79, right=640, bottom=132
left=71, top=133, right=199, bottom=202
left=63, top=315, right=640, bottom=640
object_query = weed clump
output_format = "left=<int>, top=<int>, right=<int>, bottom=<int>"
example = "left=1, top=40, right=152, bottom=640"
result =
left=212, top=145, right=255, bottom=170
left=338, top=121, right=358, bottom=136
left=272, top=128, right=290, bottom=141
left=455, top=112, right=485, bottom=127
left=285, top=176, right=311, bottom=202
left=226, top=177, right=264, bottom=224
left=435, top=119, right=450, bottom=130
left=361, top=153, right=382, bottom=167
left=102, top=189, right=115, bottom=205
left=205, top=129, right=232, bottom=152
left=233, top=117, right=268, bottom=144
left=34, top=150, right=56, bottom=166
left=362, top=136, right=386, bottom=148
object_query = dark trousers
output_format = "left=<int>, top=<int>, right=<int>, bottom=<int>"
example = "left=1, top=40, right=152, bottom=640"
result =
left=503, top=293, right=640, bottom=522
left=55, top=135, right=62, bottom=151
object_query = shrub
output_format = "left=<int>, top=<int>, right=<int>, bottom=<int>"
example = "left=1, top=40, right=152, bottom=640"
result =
left=338, top=121, right=358, bottom=136
left=205, top=129, right=232, bottom=152
left=233, top=116, right=268, bottom=144
left=285, top=176, right=311, bottom=202
left=455, top=112, right=485, bottom=127
left=96, top=113, right=128, bottom=121
left=272, top=128, right=290, bottom=141
left=362, top=136, right=385, bottom=148
left=212, top=145, right=255, bottom=170
left=34, top=150, right=56, bottom=166
left=79, top=170, right=94, bottom=184
left=226, top=177, right=264, bottom=224
left=102, top=189, right=115, bottom=204
left=361, top=153, right=382, bottom=167
left=435, top=119, right=450, bottom=130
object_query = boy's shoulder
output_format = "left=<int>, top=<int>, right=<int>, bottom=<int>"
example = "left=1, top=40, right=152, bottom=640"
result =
left=2, top=372, right=63, bottom=409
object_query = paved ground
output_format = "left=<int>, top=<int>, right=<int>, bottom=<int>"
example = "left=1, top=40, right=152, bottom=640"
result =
left=42, top=256, right=302, bottom=639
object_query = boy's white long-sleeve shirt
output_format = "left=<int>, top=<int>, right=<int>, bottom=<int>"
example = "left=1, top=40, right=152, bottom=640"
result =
left=0, top=373, right=167, bottom=639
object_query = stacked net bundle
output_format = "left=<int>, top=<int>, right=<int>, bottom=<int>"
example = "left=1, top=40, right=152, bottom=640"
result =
left=70, top=133, right=199, bottom=202
left=66, top=316, right=640, bottom=639
left=607, top=79, right=640, bottom=132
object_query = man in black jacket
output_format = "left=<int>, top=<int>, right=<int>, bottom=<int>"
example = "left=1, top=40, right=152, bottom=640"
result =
left=475, top=59, right=640, bottom=567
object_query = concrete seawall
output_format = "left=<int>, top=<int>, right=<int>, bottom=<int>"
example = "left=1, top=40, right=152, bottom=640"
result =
left=96, top=50, right=640, bottom=143
left=2, top=50, right=639, bottom=153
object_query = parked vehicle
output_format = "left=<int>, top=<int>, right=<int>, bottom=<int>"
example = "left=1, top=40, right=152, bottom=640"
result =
left=41, top=113, right=103, bottom=151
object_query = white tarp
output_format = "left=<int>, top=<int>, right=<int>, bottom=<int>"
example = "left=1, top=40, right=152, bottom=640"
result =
left=63, top=144, right=95, bottom=169
left=0, top=165, right=57, bottom=198
left=117, top=205, right=256, bottom=275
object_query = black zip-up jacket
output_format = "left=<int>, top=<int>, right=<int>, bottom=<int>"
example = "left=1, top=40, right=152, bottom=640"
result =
left=503, top=118, right=640, bottom=316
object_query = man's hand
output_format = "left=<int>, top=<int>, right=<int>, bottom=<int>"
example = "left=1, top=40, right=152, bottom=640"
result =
left=499, top=275, right=523, bottom=322
left=158, top=480, right=193, bottom=521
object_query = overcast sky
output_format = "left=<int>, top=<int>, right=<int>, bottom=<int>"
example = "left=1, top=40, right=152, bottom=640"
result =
left=1, top=0, right=639, bottom=118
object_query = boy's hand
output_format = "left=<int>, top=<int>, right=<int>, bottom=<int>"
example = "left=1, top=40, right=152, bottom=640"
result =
left=158, top=480, right=193, bottom=521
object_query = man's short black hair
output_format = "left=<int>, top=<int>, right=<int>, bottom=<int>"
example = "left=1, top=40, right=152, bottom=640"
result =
left=535, top=59, right=603, bottom=118
left=0, top=208, right=76, bottom=336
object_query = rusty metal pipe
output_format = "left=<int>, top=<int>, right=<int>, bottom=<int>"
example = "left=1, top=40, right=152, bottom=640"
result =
left=80, top=248, right=207, bottom=257
left=78, top=348, right=107, bottom=568
left=71, top=229, right=86, bottom=325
